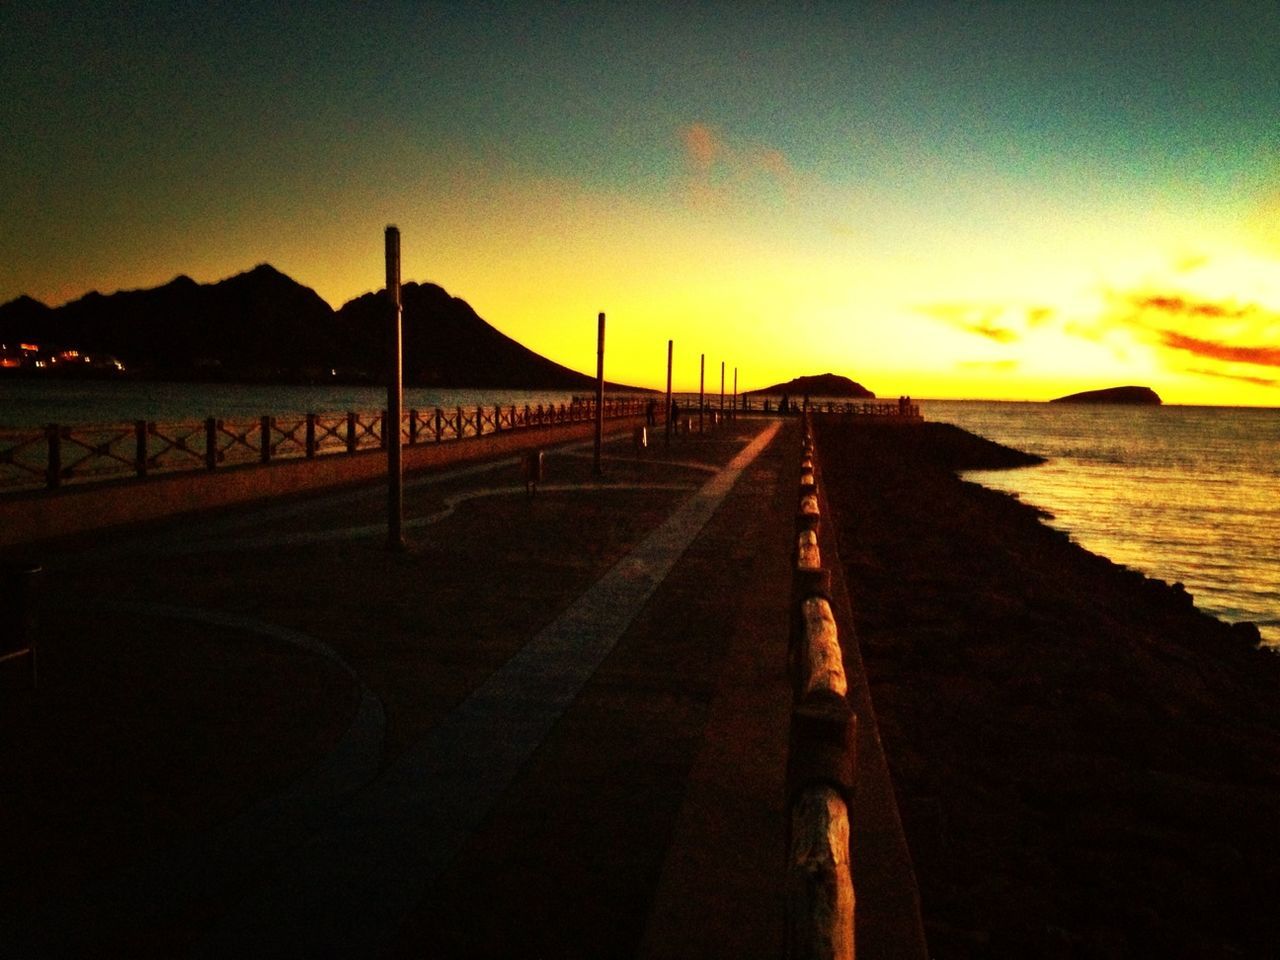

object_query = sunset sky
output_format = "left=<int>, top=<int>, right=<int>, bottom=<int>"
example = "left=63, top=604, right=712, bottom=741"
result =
left=3, top=3, right=1279, bottom=403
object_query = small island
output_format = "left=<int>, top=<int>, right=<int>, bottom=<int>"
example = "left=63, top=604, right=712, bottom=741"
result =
left=745, top=372, right=874, bottom=398
left=1050, top=385, right=1161, bottom=405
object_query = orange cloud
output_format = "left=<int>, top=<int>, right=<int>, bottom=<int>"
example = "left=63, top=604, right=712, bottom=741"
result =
left=1186, top=367, right=1279, bottom=388
left=1135, top=295, right=1252, bottom=321
left=1157, top=330, right=1280, bottom=367
left=678, top=123, right=798, bottom=195
left=681, top=122, right=722, bottom=171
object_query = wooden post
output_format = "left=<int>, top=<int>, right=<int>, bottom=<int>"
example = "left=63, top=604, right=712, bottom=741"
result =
left=594, top=311, right=605, bottom=476
left=699, top=353, right=705, bottom=433
left=305, top=413, right=316, bottom=458
left=260, top=415, right=272, bottom=463
left=45, top=424, right=61, bottom=489
left=665, top=339, right=673, bottom=448
left=205, top=417, right=218, bottom=471
left=135, top=420, right=148, bottom=477
left=733, top=367, right=738, bottom=421
left=385, top=225, right=405, bottom=550
left=456, top=406, right=464, bottom=439
left=346, top=411, right=357, bottom=453
left=409, top=409, right=419, bottom=445
left=720, top=361, right=725, bottom=416
left=476, top=405, right=484, bottom=436
left=435, top=407, right=444, bottom=442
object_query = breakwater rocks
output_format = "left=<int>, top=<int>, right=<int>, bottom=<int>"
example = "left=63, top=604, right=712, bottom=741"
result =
left=815, top=418, right=1280, bottom=959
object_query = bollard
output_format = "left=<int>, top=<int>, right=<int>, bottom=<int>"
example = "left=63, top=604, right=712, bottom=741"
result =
left=796, top=597, right=846, bottom=701
left=787, top=783, right=855, bottom=960
left=633, top=425, right=648, bottom=457
left=522, top=448, right=544, bottom=496
left=135, top=420, right=148, bottom=477
left=796, top=529, right=822, bottom=573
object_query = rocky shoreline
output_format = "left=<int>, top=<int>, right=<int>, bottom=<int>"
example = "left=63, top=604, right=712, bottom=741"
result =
left=816, top=418, right=1280, bottom=959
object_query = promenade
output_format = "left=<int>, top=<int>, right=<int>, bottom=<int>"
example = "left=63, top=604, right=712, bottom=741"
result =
left=3, top=417, right=913, bottom=958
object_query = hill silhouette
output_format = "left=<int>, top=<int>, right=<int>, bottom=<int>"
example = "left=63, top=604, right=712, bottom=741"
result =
left=1051, top=386, right=1161, bottom=405
left=745, top=372, right=874, bottom=399
left=0, top=266, right=640, bottom=389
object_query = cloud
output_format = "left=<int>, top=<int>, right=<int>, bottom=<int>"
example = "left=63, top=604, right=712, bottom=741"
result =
left=1186, top=367, right=1279, bottom=388
left=917, top=303, right=1020, bottom=343
left=1156, top=329, right=1280, bottom=367
left=1026, top=306, right=1054, bottom=328
left=678, top=122, right=799, bottom=199
left=957, top=359, right=1019, bottom=371
left=1135, top=295, right=1251, bottom=321
left=681, top=122, right=722, bottom=171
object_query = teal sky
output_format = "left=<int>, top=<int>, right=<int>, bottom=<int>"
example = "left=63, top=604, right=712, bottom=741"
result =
left=4, top=2, right=1279, bottom=401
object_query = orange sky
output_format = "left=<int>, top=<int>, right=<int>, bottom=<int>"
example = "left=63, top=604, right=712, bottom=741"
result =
left=4, top=5, right=1279, bottom=404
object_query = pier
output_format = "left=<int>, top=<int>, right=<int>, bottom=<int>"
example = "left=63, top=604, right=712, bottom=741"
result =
left=1, top=412, right=926, bottom=959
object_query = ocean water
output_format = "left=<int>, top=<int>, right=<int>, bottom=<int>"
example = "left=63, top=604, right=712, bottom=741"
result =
left=0, top=380, right=591, bottom=429
left=924, top=400, right=1280, bottom=649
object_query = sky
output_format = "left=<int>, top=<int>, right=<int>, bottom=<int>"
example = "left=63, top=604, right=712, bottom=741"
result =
left=3, top=2, right=1279, bottom=403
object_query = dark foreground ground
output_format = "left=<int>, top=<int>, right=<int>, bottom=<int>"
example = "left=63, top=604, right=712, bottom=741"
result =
left=816, top=417, right=1280, bottom=959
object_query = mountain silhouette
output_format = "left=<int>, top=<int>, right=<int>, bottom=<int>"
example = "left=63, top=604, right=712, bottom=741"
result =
left=1050, top=386, right=1161, bottom=405
left=0, top=266, right=638, bottom=389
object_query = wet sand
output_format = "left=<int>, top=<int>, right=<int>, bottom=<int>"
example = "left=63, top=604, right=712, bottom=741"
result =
left=816, top=417, right=1280, bottom=958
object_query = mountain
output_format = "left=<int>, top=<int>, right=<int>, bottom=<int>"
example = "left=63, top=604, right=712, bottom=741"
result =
left=335, top=282, right=627, bottom=390
left=0, top=266, right=640, bottom=389
left=1051, top=386, right=1161, bottom=405
left=745, top=372, right=875, bottom=399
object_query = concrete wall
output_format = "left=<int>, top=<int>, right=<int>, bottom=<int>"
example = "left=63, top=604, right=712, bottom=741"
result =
left=1, top=417, right=644, bottom=549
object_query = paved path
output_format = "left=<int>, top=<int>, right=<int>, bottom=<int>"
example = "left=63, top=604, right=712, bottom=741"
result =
left=198, top=422, right=780, bottom=957
left=3, top=420, right=800, bottom=958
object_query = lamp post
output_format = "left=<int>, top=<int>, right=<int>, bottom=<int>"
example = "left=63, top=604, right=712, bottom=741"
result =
left=385, top=225, right=404, bottom=550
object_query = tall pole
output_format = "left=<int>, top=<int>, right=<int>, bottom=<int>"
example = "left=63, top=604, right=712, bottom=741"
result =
left=733, top=367, right=738, bottom=420
left=665, top=339, right=673, bottom=448
left=385, top=225, right=404, bottom=550
left=720, top=361, right=725, bottom=416
left=699, top=353, right=705, bottom=433
left=593, top=312, right=605, bottom=476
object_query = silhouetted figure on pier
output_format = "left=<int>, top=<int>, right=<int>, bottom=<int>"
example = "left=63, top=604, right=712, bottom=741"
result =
left=646, top=398, right=658, bottom=426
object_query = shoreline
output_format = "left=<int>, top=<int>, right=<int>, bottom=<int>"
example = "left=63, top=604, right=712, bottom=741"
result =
left=816, top=417, right=1280, bottom=958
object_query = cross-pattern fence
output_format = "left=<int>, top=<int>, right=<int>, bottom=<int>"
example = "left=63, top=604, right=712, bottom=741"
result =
left=1, top=397, right=647, bottom=494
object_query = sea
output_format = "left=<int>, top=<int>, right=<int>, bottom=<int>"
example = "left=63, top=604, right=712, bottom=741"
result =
left=924, top=400, right=1280, bottom=650
left=3, top=381, right=1276, bottom=648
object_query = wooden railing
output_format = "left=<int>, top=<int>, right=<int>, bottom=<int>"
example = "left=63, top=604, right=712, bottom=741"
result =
left=786, top=414, right=858, bottom=959
left=0, top=397, right=647, bottom=494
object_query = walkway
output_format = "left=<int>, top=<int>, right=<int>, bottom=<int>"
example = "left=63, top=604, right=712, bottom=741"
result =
left=2, top=419, right=799, bottom=957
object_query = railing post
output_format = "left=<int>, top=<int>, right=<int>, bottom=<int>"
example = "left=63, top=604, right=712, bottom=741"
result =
left=205, top=418, right=218, bottom=470
left=477, top=405, right=484, bottom=436
left=346, top=411, right=357, bottom=453
left=456, top=406, right=464, bottom=439
left=305, top=413, right=316, bottom=458
left=45, top=424, right=61, bottom=489
left=380, top=410, right=389, bottom=450
left=409, top=409, right=419, bottom=446
left=260, top=415, right=272, bottom=463
left=434, top=407, right=443, bottom=442
left=135, top=420, right=148, bottom=477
